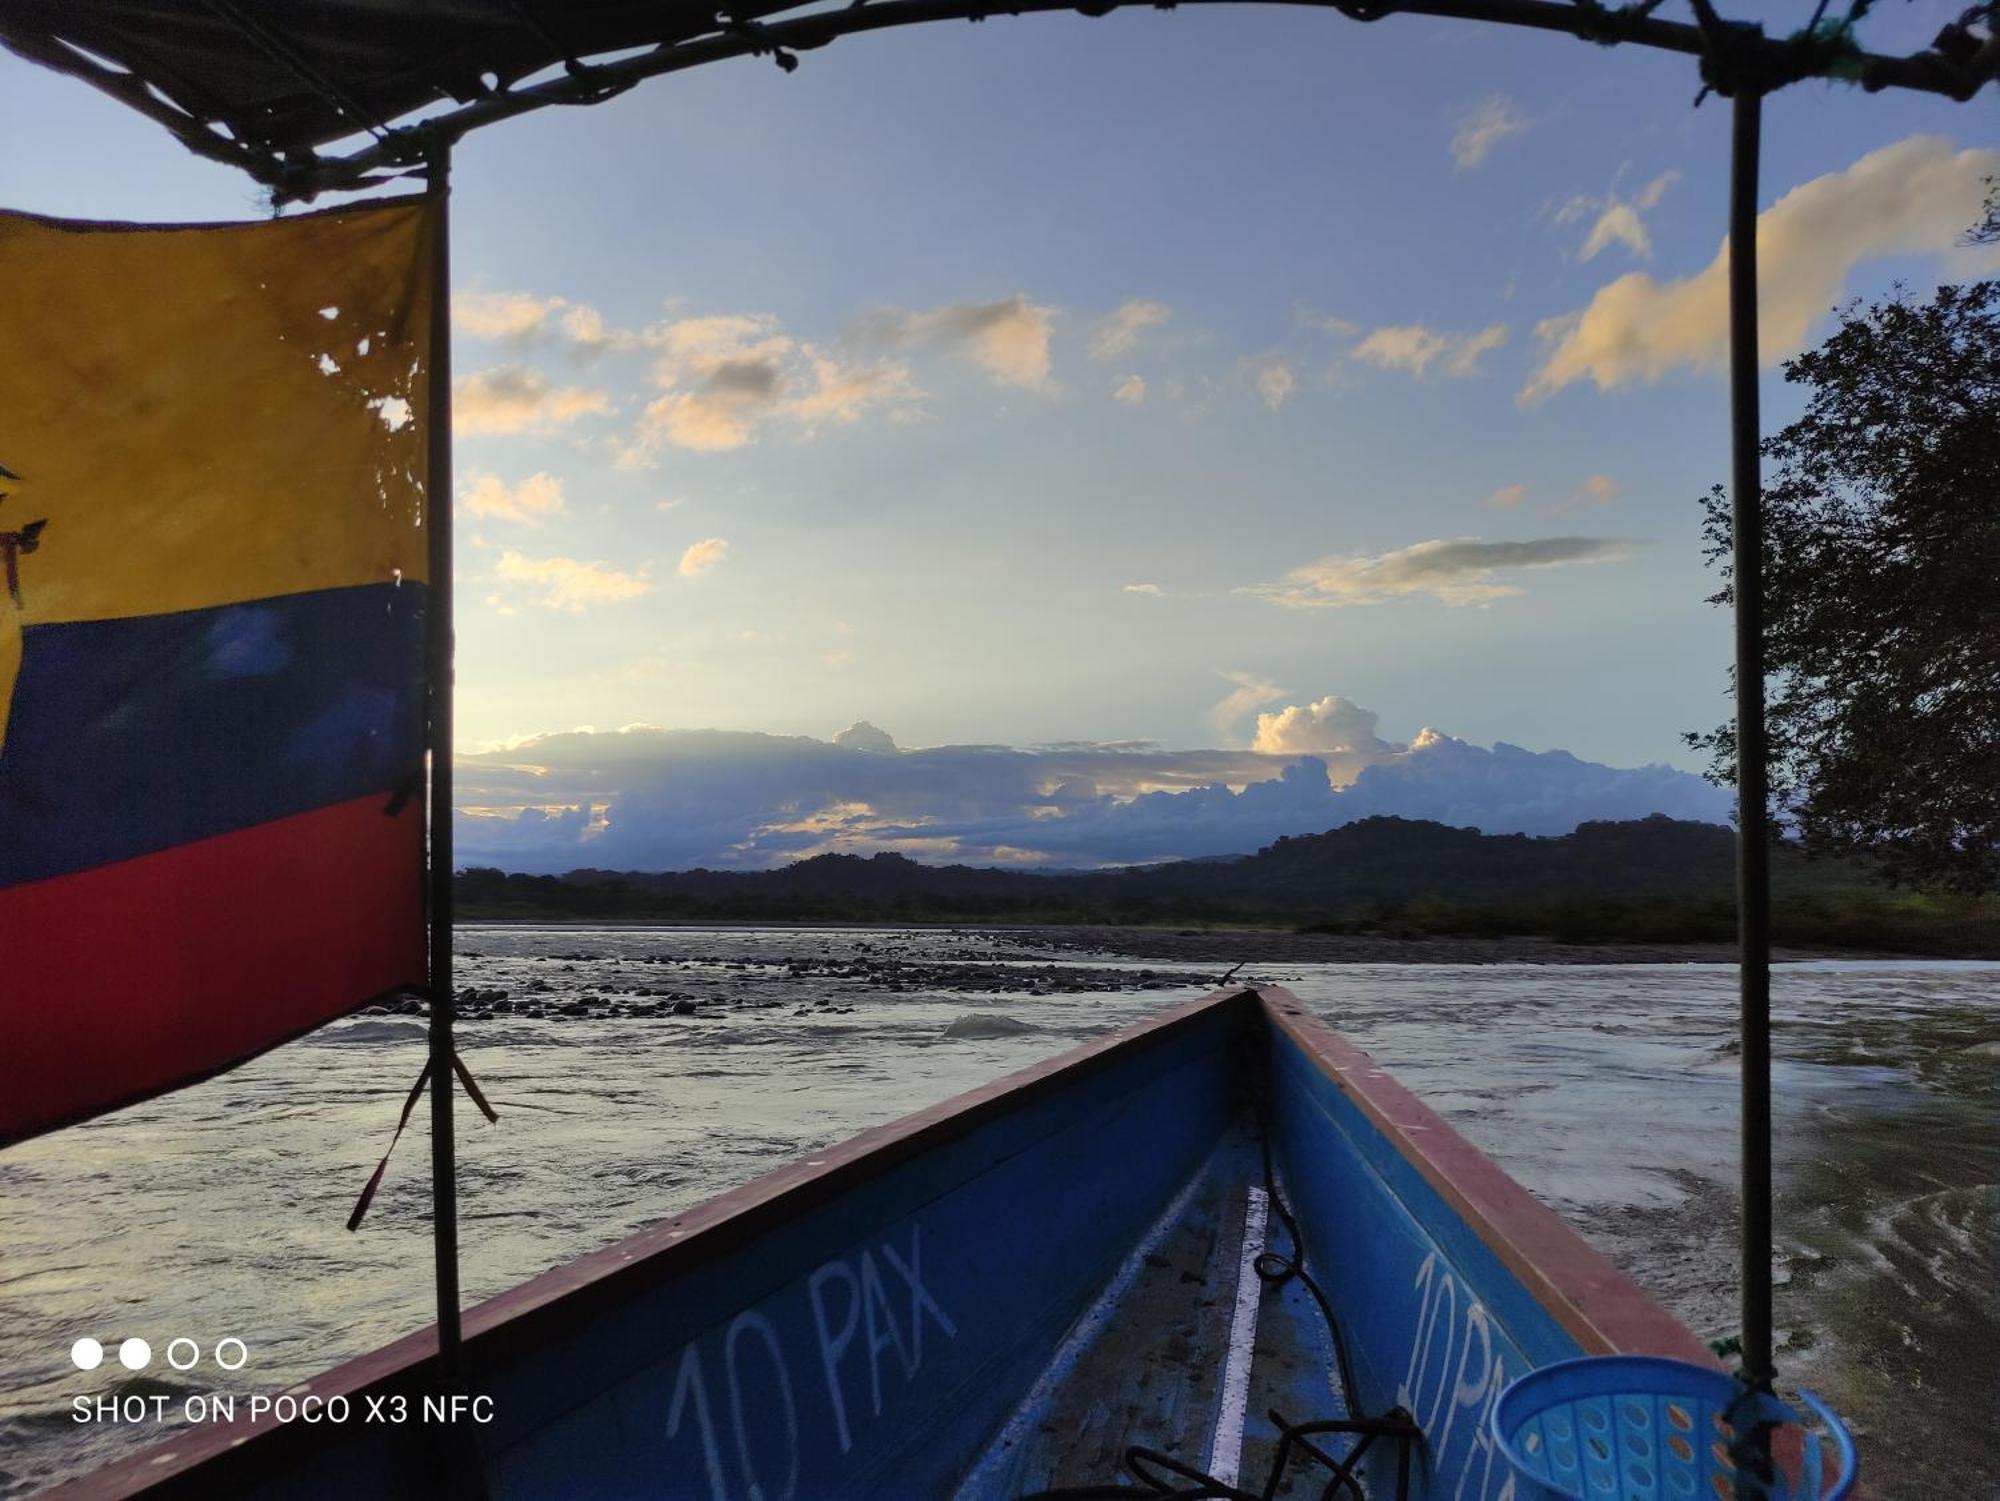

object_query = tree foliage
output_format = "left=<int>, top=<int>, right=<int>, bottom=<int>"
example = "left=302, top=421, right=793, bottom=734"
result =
left=1689, top=280, right=2000, bottom=893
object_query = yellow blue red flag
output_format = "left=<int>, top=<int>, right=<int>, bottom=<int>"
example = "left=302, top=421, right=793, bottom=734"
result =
left=0, top=198, right=437, bottom=1145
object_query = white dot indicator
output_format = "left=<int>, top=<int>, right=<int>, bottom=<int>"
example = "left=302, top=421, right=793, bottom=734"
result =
left=215, top=1338, right=248, bottom=1371
left=166, top=1338, right=200, bottom=1372
left=71, top=1338, right=104, bottom=1371
left=118, top=1338, right=152, bottom=1371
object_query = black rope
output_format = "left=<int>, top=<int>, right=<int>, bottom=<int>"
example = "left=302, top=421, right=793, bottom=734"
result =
left=1022, top=1027, right=1422, bottom=1501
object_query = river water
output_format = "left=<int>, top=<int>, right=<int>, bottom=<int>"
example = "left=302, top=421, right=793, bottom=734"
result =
left=1, top=927, right=1994, bottom=1498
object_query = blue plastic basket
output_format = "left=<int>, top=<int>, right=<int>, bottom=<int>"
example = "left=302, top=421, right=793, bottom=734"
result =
left=1489, top=1356, right=1856, bottom=1501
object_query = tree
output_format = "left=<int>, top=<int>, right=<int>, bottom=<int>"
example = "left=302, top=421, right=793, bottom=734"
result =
left=1688, top=280, right=2000, bottom=893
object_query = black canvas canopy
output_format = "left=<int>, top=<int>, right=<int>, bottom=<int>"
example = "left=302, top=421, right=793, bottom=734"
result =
left=2, top=0, right=1995, bottom=201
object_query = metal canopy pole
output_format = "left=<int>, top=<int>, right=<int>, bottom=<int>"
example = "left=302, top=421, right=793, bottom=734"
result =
left=424, top=130, right=465, bottom=1383
left=1727, top=83, right=1773, bottom=1409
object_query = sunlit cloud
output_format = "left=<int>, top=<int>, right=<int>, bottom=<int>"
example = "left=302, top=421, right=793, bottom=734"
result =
left=1211, top=669, right=1286, bottom=737
left=493, top=550, right=651, bottom=610
left=1245, top=536, right=1637, bottom=608
left=1451, top=95, right=1531, bottom=169
left=1238, top=354, right=1296, bottom=411
left=454, top=290, right=563, bottom=341
left=621, top=313, right=918, bottom=459
left=1089, top=298, right=1171, bottom=360
left=454, top=290, right=633, bottom=352
left=787, top=355, right=917, bottom=424
left=1576, top=472, right=1619, bottom=505
left=1112, top=374, right=1147, bottom=405
left=866, top=295, right=1058, bottom=390
left=1122, top=582, right=1165, bottom=596
left=678, top=537, right=729, bottom=577
left=454, top=366, right=611, bottom=435
left=1251, top=695, right=1392, bottom=756
left=1350, top=322, right=1508, bottom=379
left=1484, top=483, right=1528, bottom=510
left=1523, top=136, right=2000, bottom=402
left=461, top=471, right=566, bottom=526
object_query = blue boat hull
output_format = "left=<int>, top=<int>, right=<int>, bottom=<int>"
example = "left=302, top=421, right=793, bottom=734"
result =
left=51, top=986, right=1714, bottom=1499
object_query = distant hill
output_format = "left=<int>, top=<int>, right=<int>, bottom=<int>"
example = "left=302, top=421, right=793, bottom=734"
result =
left=455, top=815, right=1997, bottom=955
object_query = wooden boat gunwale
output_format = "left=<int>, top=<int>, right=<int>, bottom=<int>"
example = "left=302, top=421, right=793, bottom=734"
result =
left=50, top=984, right=1712, bottom=1498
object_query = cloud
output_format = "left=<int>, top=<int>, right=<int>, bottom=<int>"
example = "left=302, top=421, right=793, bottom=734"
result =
left=787, top=355, right=916, bottom=424
left=1238, top=355, right=1296, bottom=411
left=493, top=550, right=650, bottom=610
left=622, top=313, right=918, bottom=458
left=1523, top=136, right=2000, bottom=402
left=453, top=712, right=1729, bottom=871
left=1122, top=582, right=1165, bottom=596
left=454, top=366, right=611, bottom=436
left=678, top=537, right=729, bottom=577
left=1484, top=483, right=1528, bottom=509
left=1089, top=299, right=1171, bottom=360
left=1246, top=536, right=1637, bottom=608
left=1451, top=96, right=1531, bottom=169
left=1112, top=374, right=1147, bottom=405
left=1211, top=670, right=1286, bottom=737
left=461, top=471, right=566, bottom=526
left=1570, top=170, right=1682, bottom=262
left=455, top=291, right=563, bottom=341
left=454, top=290, right=633, bottom=352
left=832, top=720, right=897, bottom=752
left=1577, top=472, right=1619, bottom=505
left=867, top=296, right=1057, bottom=389
left=1251, top=695, right=1392, bottom=756
left=1350, top=322, right=1508, bottom=378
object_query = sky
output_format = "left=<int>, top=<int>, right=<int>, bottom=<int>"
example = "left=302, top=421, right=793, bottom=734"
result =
left=3, top=3, right=1994, bottom=869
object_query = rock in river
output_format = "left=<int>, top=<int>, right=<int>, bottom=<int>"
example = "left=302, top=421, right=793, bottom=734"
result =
left=938, top=1013, right=1037, bottom=1041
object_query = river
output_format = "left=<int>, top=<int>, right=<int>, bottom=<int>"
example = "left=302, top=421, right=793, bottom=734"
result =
left=1, top=926, right=1994, bottom=1497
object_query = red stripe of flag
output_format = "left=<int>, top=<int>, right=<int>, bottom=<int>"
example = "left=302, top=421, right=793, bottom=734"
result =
left=0, top=793, right=426, bottom=1145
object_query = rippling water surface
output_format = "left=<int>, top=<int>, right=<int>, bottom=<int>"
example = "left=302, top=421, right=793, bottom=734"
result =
left=2, top=927, right=1994, bottom=1497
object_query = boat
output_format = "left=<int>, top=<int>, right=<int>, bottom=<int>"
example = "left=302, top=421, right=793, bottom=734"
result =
left=48, top=983, right=1717, bottom=1499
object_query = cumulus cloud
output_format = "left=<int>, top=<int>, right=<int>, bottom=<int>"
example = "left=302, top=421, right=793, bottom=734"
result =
left=1251, top=696, right=1393, bottom=756
left=1112, top=374, right=1147, bottom=405
left=461, top=471, right=566, bottom=526
left=1350, top=322, right=1508, bottom=378
left=1523, top=136, right=2000, bottom=402
left=1485, top=483, right=1528, bottom=509
left=454, top=367, right=612, bottom=436
left=493, top=550, right=650, bottom=610
left=453, top=712, right=1729, bottom=871
left=1246, top=536, right=1637, bottom=608
left=1089, top=298, right=1171, bottom=360
left=866, top=296, right=1056, bottom=389
left=678, top=537, right=729, bottom=577
left=832, top=720, right=897, bottom=752
left=1451, top=96, right=1531, bottom=169
left=1122, top=582, right=1166, bottom=596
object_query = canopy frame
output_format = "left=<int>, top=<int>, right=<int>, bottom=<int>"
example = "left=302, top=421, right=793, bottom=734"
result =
left=1, top=0, right=1995, bottom=204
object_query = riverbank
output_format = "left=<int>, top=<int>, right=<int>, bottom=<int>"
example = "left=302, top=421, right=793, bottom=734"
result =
left=463, top=918, right=1928, bottom=966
